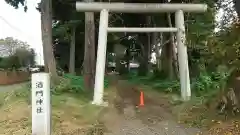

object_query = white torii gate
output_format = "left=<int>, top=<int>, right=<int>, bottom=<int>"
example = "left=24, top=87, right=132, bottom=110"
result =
left=76, top=2, right=207, bottom=105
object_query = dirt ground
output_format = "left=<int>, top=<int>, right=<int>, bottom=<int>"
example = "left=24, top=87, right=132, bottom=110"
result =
left=0, top=82, right=28, bottom=91
left=100, top=76, right=240, bottom=135
left=100, top=80, right=205, bottom=135
left=1, top=79, right=240, bottom=134
left=0, top=83, right=104, bottom=135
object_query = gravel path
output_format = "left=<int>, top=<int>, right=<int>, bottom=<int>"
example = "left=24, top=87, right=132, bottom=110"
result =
left=0, top=82, right=29, bottom=91
left=104, top=106, right=203, bottom=135
left=102, top=80, right=205, bottom=135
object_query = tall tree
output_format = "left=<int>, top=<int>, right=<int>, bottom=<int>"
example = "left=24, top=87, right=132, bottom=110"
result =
left=40, top=0, right=59, bottom=83
left=5, top=0, right=59, bottom=83
left=69, top=24, right=76, bottom=74
left=83, top=0, right=96, bottom=90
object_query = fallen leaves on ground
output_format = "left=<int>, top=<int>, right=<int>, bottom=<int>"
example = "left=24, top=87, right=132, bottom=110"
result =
left=208, top=120, right=240, bottom=135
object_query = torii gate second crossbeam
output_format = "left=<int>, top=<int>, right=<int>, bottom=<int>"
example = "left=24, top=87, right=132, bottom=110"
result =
left=76, top=2, right=208, bottom=105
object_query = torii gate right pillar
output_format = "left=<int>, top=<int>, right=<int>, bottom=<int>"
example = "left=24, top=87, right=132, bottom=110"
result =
left=175, top=10, right=191, bottom=101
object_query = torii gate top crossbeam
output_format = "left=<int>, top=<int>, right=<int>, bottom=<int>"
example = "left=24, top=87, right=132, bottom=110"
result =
left=76, top=2, right=207, bottom=13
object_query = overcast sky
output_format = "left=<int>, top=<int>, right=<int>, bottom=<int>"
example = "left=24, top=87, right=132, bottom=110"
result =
left=0, top=0, right=43, bottom=65
left=0, top=0, right=226, bottom=65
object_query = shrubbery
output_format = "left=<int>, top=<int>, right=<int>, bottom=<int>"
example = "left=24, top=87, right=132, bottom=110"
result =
left=0, top=55, right=21, bottom=69
left=127, top=65, right=233, bottom=98
left=52, top=74, right=109, bottom=94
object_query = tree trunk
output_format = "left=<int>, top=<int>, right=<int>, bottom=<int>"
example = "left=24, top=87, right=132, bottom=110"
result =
left=156, top=33, right=163, bottom=70
left=126, top=44, right=131, bottom=73
left=115, top=55, right=121, bottom=74
left=167, top=13, right=175, bottom=79
left=40, top=5, right=48, bottom=72
left=114, top=44, right=126, bottom=75
left=41, top=0, right=58, bottom=83
left=172, top=44, right=179, bottom=78
left=69, top=26, right=76, bottom=75
left=151, top=27, right=161, bottom=70
left=138, top=33, right=149, bottom=76
left=159, top=13, right=175, bottom=80
left=84, top=11, right=95, bottom=91
left=147, top=16, right=152, bottom=72
left=138, top=16, right=152, bottom=76
left=160, top=34, right=173, bottom=80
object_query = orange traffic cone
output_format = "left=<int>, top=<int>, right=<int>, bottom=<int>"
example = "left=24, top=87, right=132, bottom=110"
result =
left=139, top=91, right=144, bottom=106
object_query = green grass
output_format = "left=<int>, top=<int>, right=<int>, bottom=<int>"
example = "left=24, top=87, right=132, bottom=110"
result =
left=63, top=74, right=109, bottom=91
left=0, top=84, right=105, bottom=135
